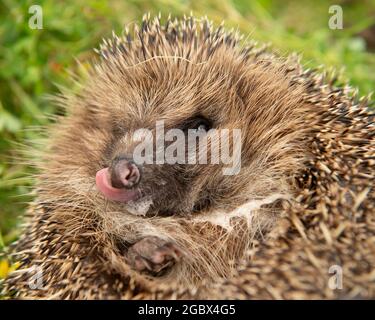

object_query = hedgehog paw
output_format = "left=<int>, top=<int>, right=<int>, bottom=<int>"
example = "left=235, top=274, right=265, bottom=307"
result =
left=127, top=236, right=182, bottom=276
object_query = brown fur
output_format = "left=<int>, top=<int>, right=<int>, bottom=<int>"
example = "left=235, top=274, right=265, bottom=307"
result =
left=2, top=14, right=374, bottom=299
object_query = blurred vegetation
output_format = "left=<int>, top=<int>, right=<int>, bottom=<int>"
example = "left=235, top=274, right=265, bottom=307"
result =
left=0, top=0, right=374, bottom=264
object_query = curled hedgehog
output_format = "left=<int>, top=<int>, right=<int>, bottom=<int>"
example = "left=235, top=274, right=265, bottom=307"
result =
left=2, top=14, right=374, bottom=299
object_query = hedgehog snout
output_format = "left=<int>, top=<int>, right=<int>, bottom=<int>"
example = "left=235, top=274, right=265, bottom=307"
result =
left=95, top=155, right=142, bottom=203
left=110, top=156, right=141, bottom=189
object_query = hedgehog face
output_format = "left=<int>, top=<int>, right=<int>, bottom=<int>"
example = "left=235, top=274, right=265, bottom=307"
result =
left=50, top=34, right=307, bottom=221
left=95, top=112, right=243, bottom=217
left=89, top=82, right=236, bottom=216
left=56, top=60, right=300, bottom=228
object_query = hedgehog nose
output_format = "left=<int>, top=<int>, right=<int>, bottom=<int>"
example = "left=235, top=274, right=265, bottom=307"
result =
left=110, top=157, right=141, bottom=189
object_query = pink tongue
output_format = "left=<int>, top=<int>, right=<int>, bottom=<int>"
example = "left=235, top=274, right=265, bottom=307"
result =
left=96, top=168, right=140, bottom=202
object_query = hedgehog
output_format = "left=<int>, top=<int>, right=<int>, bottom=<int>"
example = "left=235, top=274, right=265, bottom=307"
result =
left=2, top=14, right=374, bottom=300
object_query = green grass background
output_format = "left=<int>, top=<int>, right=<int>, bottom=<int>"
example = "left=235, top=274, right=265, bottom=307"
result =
left=0, top=0, right=374, bottom=249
